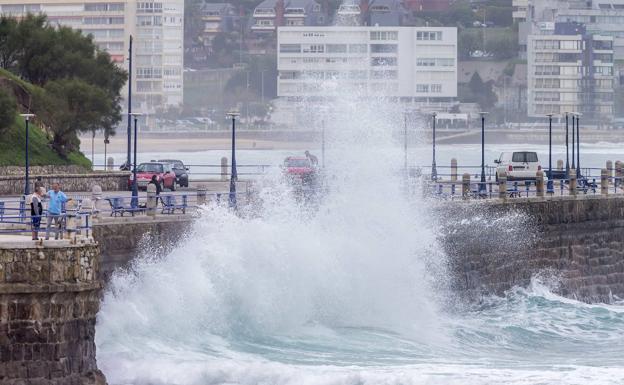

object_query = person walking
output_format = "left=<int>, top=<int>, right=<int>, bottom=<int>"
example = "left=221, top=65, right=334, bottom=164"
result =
left=305, top=150, right=319, bottom=167
left=148, top=175, right=162, bottom=196
left=45, top=182, right=72, bottom=240
left=30, top=187, right=44, bottom=240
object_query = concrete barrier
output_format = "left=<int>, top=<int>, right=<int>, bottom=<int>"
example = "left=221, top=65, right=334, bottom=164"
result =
left=221, top=157, right=228, bottom=181
left=146, top=184, right=157, bottom=217
left=557, top=159, right=563, bottom=171
left=451, top=158, right=457, bottom=182
left=107, top=157, right=114, bottom=171
left=462, top=173, right=470, bottom=199
left=607, top=160, right=613, bottom=178
left=197, top=185, right=207, bottom=205
left=601, top=168, right=609, bottom=195
left=569, top=168, right=577, bottom=196
left=536, top=170, right=544, bottom=197
left=498, top=172, right=507, bottom=200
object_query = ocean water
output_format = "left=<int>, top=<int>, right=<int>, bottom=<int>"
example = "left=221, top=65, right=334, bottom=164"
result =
left=96, top=62, right=624, bottom=384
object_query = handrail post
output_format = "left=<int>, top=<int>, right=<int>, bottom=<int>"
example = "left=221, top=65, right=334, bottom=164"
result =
left=197, top=185, right=207, bottom=206
left=146, top=184, right=157, bottom=217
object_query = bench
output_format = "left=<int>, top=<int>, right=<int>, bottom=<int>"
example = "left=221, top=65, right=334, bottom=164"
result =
left=105, top=197, right=143, bottom=217
left=160, top=195, right=188, bottom=214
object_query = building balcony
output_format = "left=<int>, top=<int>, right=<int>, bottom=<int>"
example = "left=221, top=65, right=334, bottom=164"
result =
left=251, top=24, right=276, bottom=31
left=254, top=9, right=276, bottom=17
left=202, top=16, right=223, bottom=21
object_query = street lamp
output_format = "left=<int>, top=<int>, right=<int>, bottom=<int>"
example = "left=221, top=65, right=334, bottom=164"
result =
left=227, top=110, right=240, bottom=208
left=565, top=112, right=570, bottom=176
left=571, top=111, right=576, bottom=170
left=20, top=113, right=35, bottom=196
left=129, top=112, right=142, bottom=208
left=431, top=112, right=438, bottom=181
left=546, top=113, right=554, bottom=193
left=104, top=137, right=110, bottom=170
left=575, top=113, right=582, bottom=178
left=479, top=112, right=488, bottom=193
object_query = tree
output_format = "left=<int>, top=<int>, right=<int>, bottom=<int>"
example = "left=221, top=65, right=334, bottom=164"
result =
left=36, top=79, right=113, bottom=157
left=0, top=87, right=15, bottom=131
left=468, top=73, right=498, bottom=111
left=0, top=16, right=18, bottom=69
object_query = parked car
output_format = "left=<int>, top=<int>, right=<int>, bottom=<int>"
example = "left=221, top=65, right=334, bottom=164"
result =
left=128, top=162, right=177, bottom=191
left=495, top=151, right=543, bottom=181
left=283, top=156, right=317, bottom=183
left=157, top=159, right=189, bottom=187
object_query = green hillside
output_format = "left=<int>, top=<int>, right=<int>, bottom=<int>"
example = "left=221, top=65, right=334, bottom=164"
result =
left=0, top=115, right=91, bottom=168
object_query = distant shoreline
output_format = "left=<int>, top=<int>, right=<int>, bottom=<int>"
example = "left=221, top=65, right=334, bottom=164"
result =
left=80, top=128, right=624, bottom=155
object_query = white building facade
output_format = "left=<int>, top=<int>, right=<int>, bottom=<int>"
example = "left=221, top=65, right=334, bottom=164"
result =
left=276, top=26, right=457, bottom=102
left=0, top=0, right=184, bottom=118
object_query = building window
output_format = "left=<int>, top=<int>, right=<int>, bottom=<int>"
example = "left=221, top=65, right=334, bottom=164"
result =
left=534, top=65, right=560, bottom=75
left=431, top=84, right=442, bottom=93
left=370, top=70, right=397, bottom=79
left=534, top=40, right=559, bottom=50
left=371, top=57, right=397, bottom=66
left=595, top=66, right=613, bottom=75
left=84, top=17, right=125, bottom=25
left=313, top=4, right=321, bottom=12
left=257, top=19, right=274, bottom=26
left=370, top=44, right=397, bottom=53
left=416, top=84, right=429, bottom=92
left=286, top=19, right=304, bottom=26
left=416, top=31, right=442, bottom=41
left=138, top=2, right=163, bottom=13
left=370, top=31, right=398, bottom=40
left=560, top=40, right=581, bottom=50
left=349, top=44, right=367, bottom=53
left=303, top=44, right=324, bottom=53
left=280, top=44, right=301, bottom=53
left=327, top=44, right=347, bottom=53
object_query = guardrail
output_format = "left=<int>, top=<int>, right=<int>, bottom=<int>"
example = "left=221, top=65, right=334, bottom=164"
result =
left=425, top=175, right=618, bottom=200
left=0, top=189, right=253, bottom=240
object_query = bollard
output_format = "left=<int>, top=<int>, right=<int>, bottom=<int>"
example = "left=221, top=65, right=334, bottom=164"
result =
left=536, top=170, right=544, bottom=197
left=146, top=184, right=157, bottom=217
left=462, top=173, right=470, bottom=199
left=601, top=168, right=609, bottom=195
left=65, top=200, right=78, bottom=243
left=451, top=158, right=458, bottom=182
left=569, top=168, right=577, bottom=196
left=607, top=160, right=613, bottom=179
left=221, top=157, right=229, bottom=181
left=498, top=171, right=507, bottom=199
left=91, top=185, right=103, bottom=217
left=107, top=157, right=114, bottom=171
left=557, top=159, right=563, bottom=171
left=616, top=161, right=623, bottom=180
left=197, top=185, right=207, bottom=205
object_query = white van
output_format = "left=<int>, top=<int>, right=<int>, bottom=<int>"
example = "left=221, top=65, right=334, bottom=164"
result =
left=495, top=151, right=542, bottom=181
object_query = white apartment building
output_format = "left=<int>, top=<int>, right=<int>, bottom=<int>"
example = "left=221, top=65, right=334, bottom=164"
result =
left=0, top=0, right=184, bottom=120
left=276, top=26, right=457, bottom=101
left=513, top=0, right=528, bottom=22
left=527, top=29, right=614, bottom=121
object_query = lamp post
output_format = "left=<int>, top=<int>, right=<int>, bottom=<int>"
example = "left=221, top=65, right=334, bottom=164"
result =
left=479, top=112, right=488, bottom=193
left=546, top=113, right=554, bottom=193
left=104, top=137, right=110, bottom=170
left=565, top=112, right=570, bottom=176
left=576, top=113, right=581, bottom=178
left=431, top=112, right=437, bottom=181
left=126, top=35, right=133, bottom=169
left=403, top=112, right=408, bottom=176
left=321, top=119, right=325, bottom=169
left=129, top=112, right=142, bottom=208
left=571, top=112, right=576, bottom=170
left=227, top=110, right=240, bottom=208
left=20, top=113, right=35, bottom=196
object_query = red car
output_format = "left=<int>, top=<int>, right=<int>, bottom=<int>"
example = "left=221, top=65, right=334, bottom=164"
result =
left=283, top=156, right=316, bottom=181
left=128, top=162, right=177, bottom=191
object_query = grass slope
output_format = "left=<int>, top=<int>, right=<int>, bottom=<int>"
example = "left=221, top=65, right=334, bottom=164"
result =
left=0, top=69, right=91, bottom=168
left=0, top=115, right=91, bottom=168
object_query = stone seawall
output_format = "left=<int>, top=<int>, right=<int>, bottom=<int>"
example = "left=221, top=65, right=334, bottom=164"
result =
left=92, top=217, right=193, bottom=282
left=0, top=241, right=105, bottom=384
left=0, top=172, right=129, bottom=195
left=443, top=195, right=624, bottom=303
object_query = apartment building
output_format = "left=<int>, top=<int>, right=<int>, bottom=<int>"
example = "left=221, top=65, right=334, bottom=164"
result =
left=513, top=0, right=528, bottom=22
left=0, top=0, right=184, bottom=120
left=199, top=2, right=238, bottom=53
left=277, top=26, right=457, bottom=101
left=527, top=22, right=614, bottom=121
left=251, top=0, right=326, bottom=34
